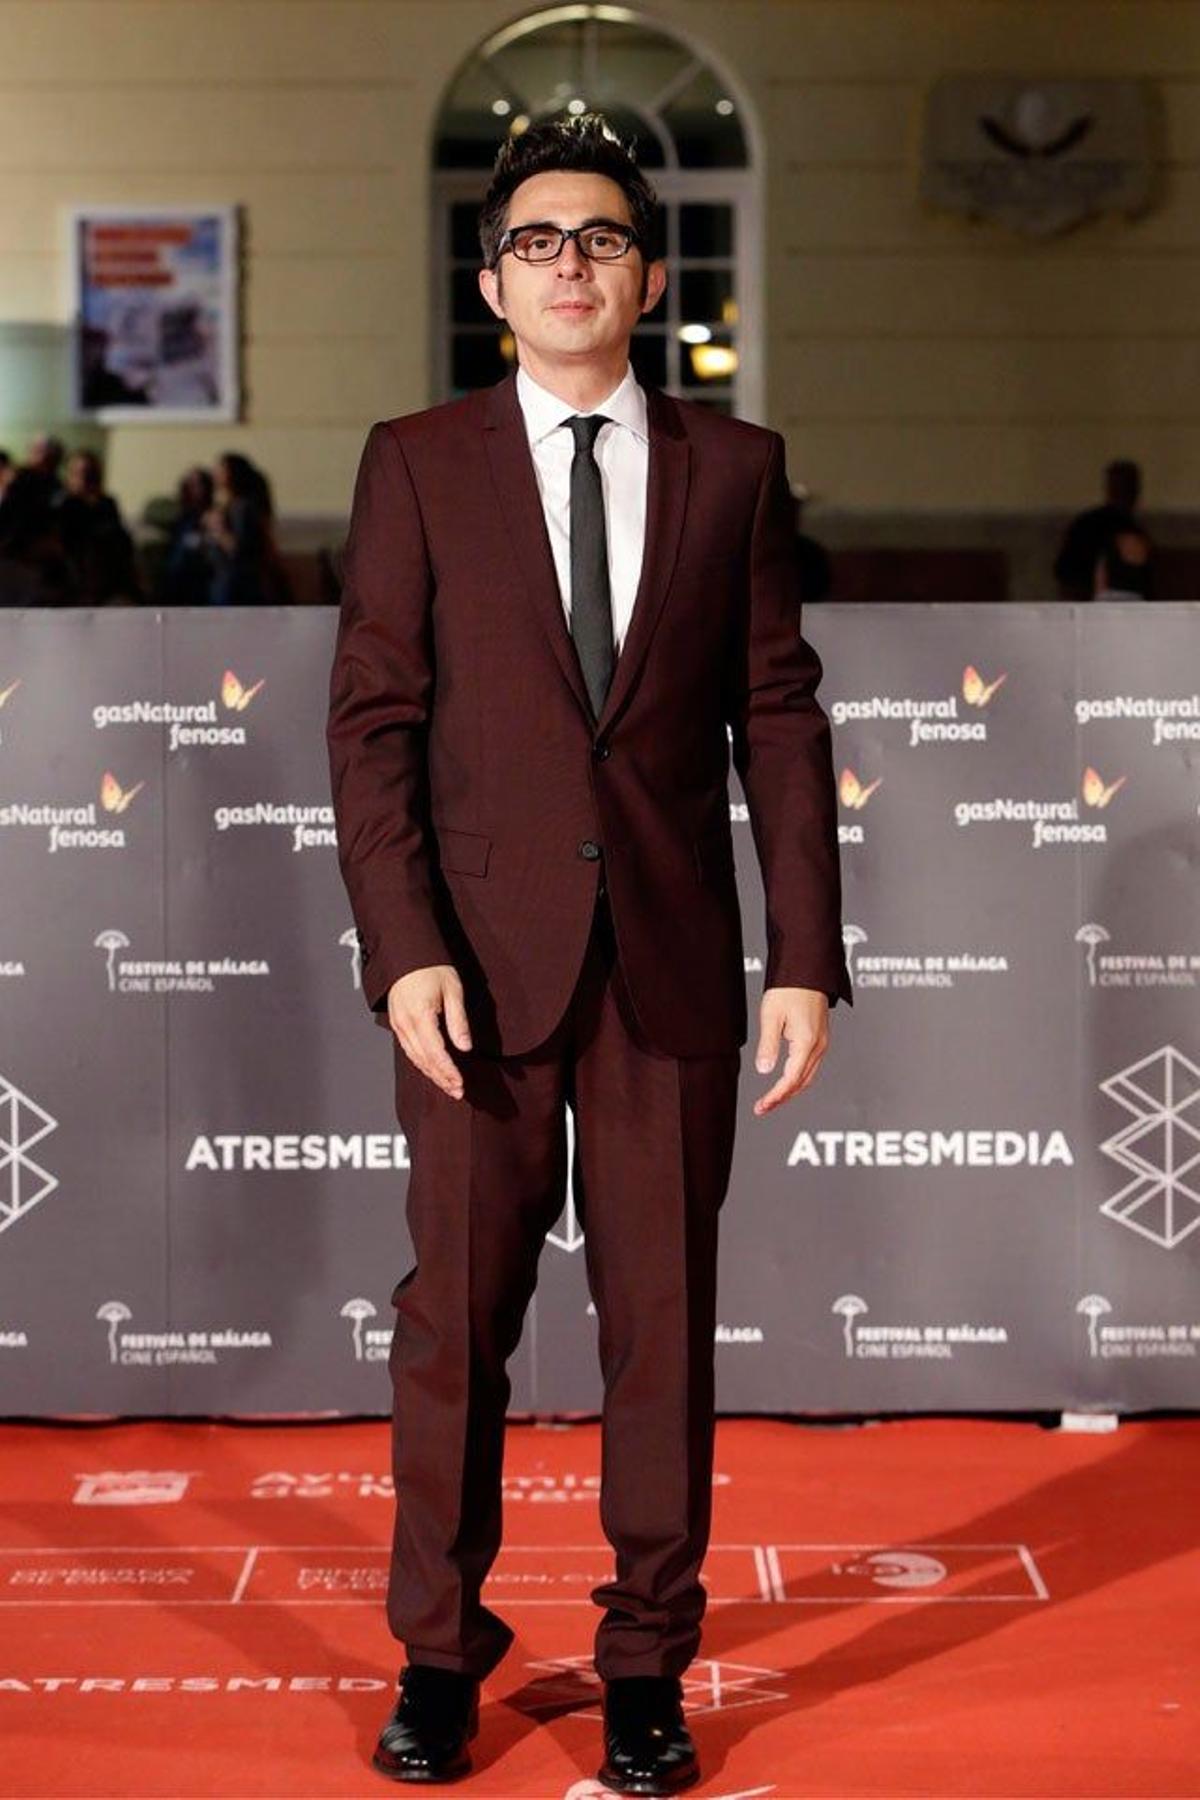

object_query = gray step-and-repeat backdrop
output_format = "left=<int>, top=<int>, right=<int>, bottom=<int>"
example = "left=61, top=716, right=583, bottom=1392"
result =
left=1, top=604, right=1197, bottom=1418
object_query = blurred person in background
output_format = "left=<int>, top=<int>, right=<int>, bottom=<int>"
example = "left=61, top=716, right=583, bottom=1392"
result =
left=203, top=451, right=291, bottom=604
left=157, top=465, right=217, bottom=605
left=55, top=448, right=141, bottom=604
left=1054, top=458, right=1148, bottom=601
left=0, top=450, right=15, bottom=498
left=0, top=467, right=72, bottom=605
left=22, top=433, right=67, bottom=508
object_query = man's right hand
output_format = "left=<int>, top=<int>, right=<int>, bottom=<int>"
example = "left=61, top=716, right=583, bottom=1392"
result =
left=387, top=966, right=472, bottom=1100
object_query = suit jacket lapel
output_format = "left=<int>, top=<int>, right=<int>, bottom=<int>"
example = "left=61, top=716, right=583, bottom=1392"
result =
left=598, top=382, right=689, bottom=734
left=481, top=370, right=691, bottom=734
left=482, top=371, right=592, bottom=720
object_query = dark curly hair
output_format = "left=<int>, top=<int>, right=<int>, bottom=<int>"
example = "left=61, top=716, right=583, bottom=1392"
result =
left=478, top=112, right=660, bottom=290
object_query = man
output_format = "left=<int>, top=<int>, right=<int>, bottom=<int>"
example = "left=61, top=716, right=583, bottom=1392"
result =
left=1053, top=457, right=1150, bottom=601
left=326, top=114, right=852, bottom=1793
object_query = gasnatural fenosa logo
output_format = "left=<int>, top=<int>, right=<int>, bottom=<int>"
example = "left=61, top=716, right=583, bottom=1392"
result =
left=0, top=769, right=144, bottom=851
left=952, top=765, right=1126, bottom=848
left=91, top=668, right=266, bottom=751
left=830, top=662, right=1008, bottom=747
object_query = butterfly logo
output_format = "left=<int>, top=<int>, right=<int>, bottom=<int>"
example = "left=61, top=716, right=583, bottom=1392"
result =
left=0, top=677, right=21, bottom=709
left=962, top=663, right=1007, bottom=708
left=839, top=767, right=883, bottom=809
left=221, top=669, right=265, bottom=712
left=100, top=771, right=145, bottom=814
left=1081, top=766, right=1126, bottom=809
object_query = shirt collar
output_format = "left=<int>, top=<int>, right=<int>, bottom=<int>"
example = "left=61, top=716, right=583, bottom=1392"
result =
left=515, top=361, right=648, bottom=448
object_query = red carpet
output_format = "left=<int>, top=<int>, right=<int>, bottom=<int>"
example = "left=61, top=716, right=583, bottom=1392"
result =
left=0, top=1415, right=1194, bottom=1797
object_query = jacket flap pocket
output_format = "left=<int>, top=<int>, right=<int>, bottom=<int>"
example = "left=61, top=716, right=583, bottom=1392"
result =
left=436, top=826, right=491, bottom=877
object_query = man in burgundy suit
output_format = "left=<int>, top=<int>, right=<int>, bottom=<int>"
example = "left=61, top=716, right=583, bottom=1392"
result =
left=327, top=114, right=851, bottom=1792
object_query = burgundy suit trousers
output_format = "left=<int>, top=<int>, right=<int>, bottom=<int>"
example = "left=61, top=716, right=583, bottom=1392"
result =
left=386, top=886, right=741, bottom=1680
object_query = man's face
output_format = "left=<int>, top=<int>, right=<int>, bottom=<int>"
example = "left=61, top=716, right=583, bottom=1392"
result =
left=478, top=170, right=665, bottom=366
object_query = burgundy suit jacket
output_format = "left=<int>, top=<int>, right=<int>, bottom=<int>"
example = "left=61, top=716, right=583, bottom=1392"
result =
left=326, top=369, right=852, bottom=1059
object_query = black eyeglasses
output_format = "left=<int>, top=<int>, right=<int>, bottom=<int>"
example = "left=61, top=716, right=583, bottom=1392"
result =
left=493, top=221, right=641, bottom=267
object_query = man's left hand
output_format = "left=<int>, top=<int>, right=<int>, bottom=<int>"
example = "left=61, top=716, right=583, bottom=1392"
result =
left=753, top=988, right=829, bottom=1116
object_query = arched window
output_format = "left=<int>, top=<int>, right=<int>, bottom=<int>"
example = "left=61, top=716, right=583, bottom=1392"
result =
left=432, top=6, right=761, bottom=419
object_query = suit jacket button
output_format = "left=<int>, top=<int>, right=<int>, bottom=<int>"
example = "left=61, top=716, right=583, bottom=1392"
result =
left=592, top=742, right=610, bottom=761
left=578, top=839, right=602, bottom=860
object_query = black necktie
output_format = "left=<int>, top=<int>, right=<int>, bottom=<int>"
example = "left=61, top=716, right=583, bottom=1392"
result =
left=566, top=413, right=614, bottom=720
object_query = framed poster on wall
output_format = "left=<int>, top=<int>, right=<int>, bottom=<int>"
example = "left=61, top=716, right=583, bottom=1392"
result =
left=67, top=205, right=240, bottom=421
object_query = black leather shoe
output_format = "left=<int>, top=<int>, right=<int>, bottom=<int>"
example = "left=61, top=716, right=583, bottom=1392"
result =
left=371, top=1663, right=480, bottom=1783
left=597, top=1674, right=700, bottom=1796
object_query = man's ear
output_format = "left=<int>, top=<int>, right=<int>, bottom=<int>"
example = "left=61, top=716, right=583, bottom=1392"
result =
left=640, top=258, right=668, bottom=317
left=478, top=266, right=506, bottom=321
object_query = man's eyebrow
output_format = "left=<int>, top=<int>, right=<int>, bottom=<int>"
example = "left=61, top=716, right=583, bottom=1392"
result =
left=508, top=215, right=631, bottom=230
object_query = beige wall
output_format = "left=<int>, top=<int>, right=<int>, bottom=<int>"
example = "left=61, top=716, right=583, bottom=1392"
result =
left=1, top=0, right=1196, bottom=527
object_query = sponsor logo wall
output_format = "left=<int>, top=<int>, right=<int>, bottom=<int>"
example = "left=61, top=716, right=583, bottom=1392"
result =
left=0, top=605, right=1196, bottom=1415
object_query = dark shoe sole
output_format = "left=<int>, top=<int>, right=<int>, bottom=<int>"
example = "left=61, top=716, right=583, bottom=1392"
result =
left=595, top=1760, right=700, bottom=1797
left=370, top=1751, right=472, bottom=1785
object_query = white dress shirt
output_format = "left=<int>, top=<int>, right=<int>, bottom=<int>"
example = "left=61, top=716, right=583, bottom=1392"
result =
left=514, top=361, right=648, bottom=658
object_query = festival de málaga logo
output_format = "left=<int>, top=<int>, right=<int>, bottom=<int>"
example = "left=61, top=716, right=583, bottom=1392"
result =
left=92, top=925, right=270, bottom=996
left=95, top=1299, right=272, bottom=1367
left=830, top=661, right=1008, bottom=748
left=1076, top=920, right=1200, bottom=989
left=952, top=764, right=1126, bottom=848
left=831, top=1292, right=1009, bottom=1360
left=838, top=766, right=881, bottom=845
left=91, top=666, right=265, bottom=752
left=1076, top=1292, right=1200, bottom=1359
left=0, top=768, right=144, bottom=852
left=842, top=922, right=1009, bottom=990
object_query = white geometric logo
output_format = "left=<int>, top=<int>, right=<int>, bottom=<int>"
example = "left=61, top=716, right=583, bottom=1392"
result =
left=0, top=1072, right=58, bottom=1238
left=547, top=1104, right=584, bottom=1253
left=1098, top=1046, right=1200, bottom=1249
left=523, top=1654, right=786, bottom=1717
